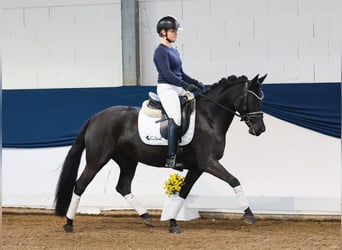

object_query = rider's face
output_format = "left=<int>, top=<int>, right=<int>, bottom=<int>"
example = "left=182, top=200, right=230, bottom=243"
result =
left=162, top=29, right=178, bottom=42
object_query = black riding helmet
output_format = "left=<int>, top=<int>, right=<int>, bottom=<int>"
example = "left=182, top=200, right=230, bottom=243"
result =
left=156, top=16, right=182, bottom=36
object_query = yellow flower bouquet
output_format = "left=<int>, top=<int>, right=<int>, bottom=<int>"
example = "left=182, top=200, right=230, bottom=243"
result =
left=163, top=173, right=185, bottom=196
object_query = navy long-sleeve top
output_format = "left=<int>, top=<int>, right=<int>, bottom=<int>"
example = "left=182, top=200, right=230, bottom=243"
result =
left=153, top=44, right=197, bottom=89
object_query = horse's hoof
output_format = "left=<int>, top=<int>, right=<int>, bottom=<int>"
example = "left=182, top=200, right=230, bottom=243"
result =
left=243, top=214, right=256, bottom=225
left=141, top=213, right=155, bottom=227
left=169, top=225, right=182, bottom=234
left=143, top=217, right=155, bottom=227
left=63, top=224, right=74, bottom=233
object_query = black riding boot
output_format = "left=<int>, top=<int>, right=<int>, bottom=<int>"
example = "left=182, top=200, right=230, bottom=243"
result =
left=165, top=119, right=180, bottom=168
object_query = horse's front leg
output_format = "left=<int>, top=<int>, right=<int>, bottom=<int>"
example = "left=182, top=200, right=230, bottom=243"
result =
left=204, top=160, right=256, bottom=225
left=167, top=169, right=203, bottom=233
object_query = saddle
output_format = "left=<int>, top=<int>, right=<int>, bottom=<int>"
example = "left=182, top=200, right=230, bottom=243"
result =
left=141, top=92, right=195, bottom=139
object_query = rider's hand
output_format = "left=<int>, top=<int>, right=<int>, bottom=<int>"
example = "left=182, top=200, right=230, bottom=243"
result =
left=196, top=81, right=205, bottom=91
left=186, top=84, right=199, bottom=92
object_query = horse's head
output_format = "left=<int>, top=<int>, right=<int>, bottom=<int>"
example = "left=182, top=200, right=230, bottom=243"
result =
left=235, top=74, right=266, bottom=136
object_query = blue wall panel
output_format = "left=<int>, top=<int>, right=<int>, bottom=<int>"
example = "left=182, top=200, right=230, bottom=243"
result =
left=3, top=83, right=340, bottom=148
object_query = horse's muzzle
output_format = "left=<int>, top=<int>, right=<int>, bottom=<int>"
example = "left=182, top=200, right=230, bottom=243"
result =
left=248, top=121, right=266, bottom=136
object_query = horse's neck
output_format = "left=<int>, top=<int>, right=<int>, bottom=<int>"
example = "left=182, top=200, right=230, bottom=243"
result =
left=197, top=92, right=236, bottom=134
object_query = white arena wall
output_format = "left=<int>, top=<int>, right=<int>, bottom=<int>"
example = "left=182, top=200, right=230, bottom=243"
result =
left=2, top=115, right=341, bottom=215
left=3, top=0, right=123, bottom=89
left=2, top=0, right=341, bottom=215
left=3, top=0, right=341, bottom=88
left=3, top=114, right=340, bottom=215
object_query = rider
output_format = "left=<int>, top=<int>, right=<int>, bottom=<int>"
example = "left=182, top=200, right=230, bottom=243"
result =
left=154, top=16, right=204, bottom=169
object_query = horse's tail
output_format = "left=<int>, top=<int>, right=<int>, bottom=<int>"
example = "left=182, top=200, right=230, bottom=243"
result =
left=54, top=119, right=90, bottom=216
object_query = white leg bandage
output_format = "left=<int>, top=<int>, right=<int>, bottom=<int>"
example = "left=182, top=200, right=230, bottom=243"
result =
left=66, top=193, right=81, bottom=220
left=233, top=185, right=249, bottom=210
left=124, top=193, right=148, bottom=216
left=161, top=195, right=185, bottom=220
left=168, top=196, right=185, bottom=219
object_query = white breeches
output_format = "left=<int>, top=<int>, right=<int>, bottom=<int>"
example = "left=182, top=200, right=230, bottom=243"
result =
left=157, top=83, right=186, bottom=126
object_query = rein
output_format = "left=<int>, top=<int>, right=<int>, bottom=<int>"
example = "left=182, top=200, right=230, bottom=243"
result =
left=198, top=92, right=242, bottom=118
left=197, top=81, right=264, bottom=122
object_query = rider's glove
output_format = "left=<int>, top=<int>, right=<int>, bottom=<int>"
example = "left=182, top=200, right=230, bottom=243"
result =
left=195, top=81, right=205, bottom=91
left=186, top=84, right=199, bottom=92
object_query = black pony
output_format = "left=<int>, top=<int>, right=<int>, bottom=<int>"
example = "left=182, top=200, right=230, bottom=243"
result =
left=55, top=74, right=266, bottom=233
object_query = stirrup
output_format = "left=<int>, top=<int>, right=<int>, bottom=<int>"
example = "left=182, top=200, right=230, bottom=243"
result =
left=165, top=156, right=184, bottom=171
left=165, top=155, right=177, bottom=168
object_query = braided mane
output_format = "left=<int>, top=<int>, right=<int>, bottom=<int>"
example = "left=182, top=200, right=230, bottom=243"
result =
left=197, top=75, right=248, bottom=99
left=210, top=75, right=248, bottom=90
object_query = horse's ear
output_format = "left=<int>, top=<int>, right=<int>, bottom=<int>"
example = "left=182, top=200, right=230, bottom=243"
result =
left=251, top=74, right=259, bottom=83
left=258, top=74, right=267, bottom=84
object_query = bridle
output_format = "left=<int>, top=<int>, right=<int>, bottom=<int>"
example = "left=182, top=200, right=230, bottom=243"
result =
left=198, top=81, right=264, bottom=126
left=237, top=81, right=264, bottom=126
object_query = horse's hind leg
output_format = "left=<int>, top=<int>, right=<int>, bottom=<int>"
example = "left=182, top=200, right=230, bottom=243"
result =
left=113, top=154, right=155, bottom=227
left=204, top=161, right=256, bottom=225
left=64, top=161, right=108, bottom=232
left=167, top=168, right=203, bottom=233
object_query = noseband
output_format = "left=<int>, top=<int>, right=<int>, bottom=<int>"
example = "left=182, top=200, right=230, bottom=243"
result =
left=198, top=81, right=264, bottom=126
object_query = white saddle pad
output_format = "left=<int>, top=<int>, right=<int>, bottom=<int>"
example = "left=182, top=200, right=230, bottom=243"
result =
left=138, top=106, right=196, bottom=146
